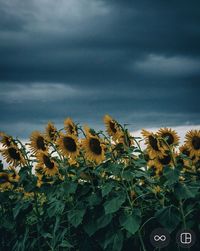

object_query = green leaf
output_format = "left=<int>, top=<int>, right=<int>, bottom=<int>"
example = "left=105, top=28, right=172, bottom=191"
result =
left=84, top=214, right=113, bottom=236
left=62, top=182, right=77, bottom=194
left=174, top=183, right=199, bottom=200
left=163, top=166, right=180, bottom=186
left=102, top=182, right=114, bottom=197
left=104, top=192, right=126, bottom=214
left=103, top=230, right=123, bottom=251
left=155, top=206, right=180, bottom=233
left=68, top=208, right=85, bottom=227
left=119, top=213, right=141, bottom=235
left=59, top=240, right=73, bottom=248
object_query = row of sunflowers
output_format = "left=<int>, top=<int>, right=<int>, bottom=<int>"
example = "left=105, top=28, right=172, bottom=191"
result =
left=0, top=115, right=200, bottom=250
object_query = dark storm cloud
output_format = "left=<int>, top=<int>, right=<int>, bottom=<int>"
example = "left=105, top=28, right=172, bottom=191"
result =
left=0, top=0, right=200, bottom=137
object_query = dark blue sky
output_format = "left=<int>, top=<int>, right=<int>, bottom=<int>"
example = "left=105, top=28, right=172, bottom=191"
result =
left=0, top=0, right=200, bottom=138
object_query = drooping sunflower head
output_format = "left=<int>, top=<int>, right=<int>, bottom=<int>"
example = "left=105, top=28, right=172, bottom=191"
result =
left=0, top=132, right=13, bottom=147
left=158, top=128, right=180, bottom=147
left=36, top=152, right=58, bottom=177
left=64, top=118, right=78, bottom=136
left=179, top=144, right=198, bottom=166
left=179, top=144, right=191, bottom=157
left=0, top=172, right=12, bottom=190
left=157, top=154, right=172, bottom=167
left=45, top=122, right=57, bottom=142
left=147, top=160, right=163, bottom=176
left=82, top=134, right=105, bottom=165
left=141, top=129, right=164, bottom=158
left=30, top=131, right=47, bottom=154
left=8, top=166, right=20, bottom=182
left=57, top=133, right=79, bottom=159
left=103, top=114, right=122, bottom=141
left=185, top=130, right=200, bottom=157
left=1, top=146, right=25, bottom=166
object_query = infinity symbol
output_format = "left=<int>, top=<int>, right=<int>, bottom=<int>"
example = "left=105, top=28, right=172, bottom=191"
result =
left=154, top=235, right=166, bottom=242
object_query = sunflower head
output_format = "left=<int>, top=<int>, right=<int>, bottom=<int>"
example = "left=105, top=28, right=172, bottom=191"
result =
left=64, top=118, right=78, bottom=136
left=45, top=122, right=57, bottom=142
left=30, top=131, right=47, bottom=154
left=36, top=152, right=58, bottom=177
left=0, top=172, right=12, bottom=190
left=57, top=133, right=79, bottom=159
left=158, top=128, right=180, bottom=147
left=185, top=130, right=200, bottom=157
left=0, top=132, right=13, bottom=147
left=103, top=114, right=122, bottom=141
left=141, top=129, right=164, bottom=159
left=82, top=134, right=105, bottom=165
left=1, top=146, right=25, bottom=166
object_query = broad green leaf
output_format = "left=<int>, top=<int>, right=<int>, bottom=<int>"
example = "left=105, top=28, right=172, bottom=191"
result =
left=119, top=213, right=141, bottom=235
left=155, top=206, right=180, bottom=233
left=68, top=208, right=85, bottom=227
left=174, top=183, right=199, bottom=200
left=84, top=214, right=113, bottom=236
left=102, top=182, right=114, bottom=197
left=163, top=166, right=180, bottom=186
left=103, top=230, right=123, bottom=251
left=104, top=192, right=126, bottom=214
left=59, top=240, right=73, bottom=248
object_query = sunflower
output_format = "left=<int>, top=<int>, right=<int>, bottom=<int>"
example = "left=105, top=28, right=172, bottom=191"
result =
left=0, top=172, right=13, bottom=190
left=157, top=128, right=180, bottom=147
left=147, top=159, right=163, bottom=175
left=82, top=132, right=105, bottom=165
left=185, top=130, right=200, bottom=157
left=30, top=131, right=47, bottom=154
left=57, top=133, right=79, bottom=159
left=103, top=114, right=122, bottom=141
left=64, top=118, right=78, bottom=136
left=45, top=122, right=58, bottom=142
left=141, top=129, right=165, bottom=158
left=0, top=132, right=13, bottom=147
left=36, top=152, right=59, bottom=176
left=1, top=146, right=25, bottom=166
left=8, top=166, right=20, bottom=182
left=157, top=154, right=173, bottom=167
left=179, top=144, right=198, bottom=166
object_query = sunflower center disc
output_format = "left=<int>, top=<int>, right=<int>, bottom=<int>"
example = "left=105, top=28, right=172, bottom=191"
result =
left=63, top=137, right=77, bottom=152
left=36, top=136, right=46, bottom=151
left=0, top=175, right=9, bottom=183
left=159, top=155, right=171, bottom=165
left=149, top=136, right=159, bottom=151
left=162, top=133, right=174, bottom=145
left=8, top=147, right=21, bottom=160
left=192, top=136, right=200, bottom=150
left=89, top=138, right=102, bottom=155
left=109, top=121, right=117, bottom=133
left=43, top=155, right=55, bottom=169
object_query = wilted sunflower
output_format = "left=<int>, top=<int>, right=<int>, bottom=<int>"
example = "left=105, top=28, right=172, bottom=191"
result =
left=0, top=172, right=13, bottom=190
left=45, top=122, right=57, bottom=142
left=36, top=152, right=59, bottom=176
left=179, top=144, right=198, bottom=166
left=158, top=128, right=180, bottom=147
left=1, top=146, right=25, bottom=166
left=103, top=114, right=122, bottom=141
left=147, top=159, right=163, bottom=175
left=57, top=133, right=79, bottom=159
left=30, top=131, right=47, bottom=154
left=141, top=129, right=165, bottom=158
left=82, top=132, right=105, bottom=164
left=185, top=130, right=200, bottom=157
left=0, top=132, right=13, bottom=147
left=157, top=154, right=173, bottom=167
left=8, top=166, right=20, bottom=182
left=64, top=118, right=78, bottom=136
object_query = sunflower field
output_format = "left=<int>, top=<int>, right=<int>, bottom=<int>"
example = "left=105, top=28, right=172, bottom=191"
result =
left=0, top=115, right=200, bottom=251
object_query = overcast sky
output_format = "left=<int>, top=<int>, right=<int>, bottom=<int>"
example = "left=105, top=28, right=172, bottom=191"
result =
left=0, top=0, right=200, bottom=138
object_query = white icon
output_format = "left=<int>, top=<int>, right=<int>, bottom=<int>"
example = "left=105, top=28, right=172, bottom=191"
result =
left=180, top=233, right=192, bottom=244
left=154, top=235, right=166, bottom=242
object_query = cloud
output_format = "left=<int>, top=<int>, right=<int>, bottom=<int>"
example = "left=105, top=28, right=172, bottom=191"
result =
left=0, top=83, right=88, bottom=103
left=134, top=54, right=200, bottom=76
